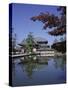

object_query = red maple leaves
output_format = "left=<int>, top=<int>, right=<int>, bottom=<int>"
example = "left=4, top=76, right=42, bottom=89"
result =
left=31, top=6, right=66, bottom=36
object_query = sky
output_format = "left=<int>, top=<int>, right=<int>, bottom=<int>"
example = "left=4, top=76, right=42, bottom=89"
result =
left=12, top=3, right=62, bottom=45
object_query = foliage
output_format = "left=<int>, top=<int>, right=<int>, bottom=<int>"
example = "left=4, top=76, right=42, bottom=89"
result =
left=31, top=6, right=66, bottom=36
left=25, top=32, right=35, bottom=53
left=31, top=6, right=66, bottom=53
left=51, top=41, right=66, bottom=53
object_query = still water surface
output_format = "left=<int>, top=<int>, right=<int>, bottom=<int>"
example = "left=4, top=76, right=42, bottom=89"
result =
left=12, top=55, right=66, bottom=86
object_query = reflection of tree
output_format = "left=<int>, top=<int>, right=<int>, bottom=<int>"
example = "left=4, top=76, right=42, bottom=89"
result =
left=53, top=55, right=66, bottom=70
left=24, top=62, right=35, bottom=78
left=20, top=56, right=48, bottom=78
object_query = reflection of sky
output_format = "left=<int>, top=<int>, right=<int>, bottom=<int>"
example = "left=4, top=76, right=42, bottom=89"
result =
left=12, top=3, right=62, bottom=45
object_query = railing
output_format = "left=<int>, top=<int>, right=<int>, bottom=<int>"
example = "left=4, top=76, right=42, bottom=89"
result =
left=10, top=52, right=40, bottom=58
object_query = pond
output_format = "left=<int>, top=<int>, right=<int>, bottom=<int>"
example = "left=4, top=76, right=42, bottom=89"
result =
left=12, top=55, right=66, bottom=86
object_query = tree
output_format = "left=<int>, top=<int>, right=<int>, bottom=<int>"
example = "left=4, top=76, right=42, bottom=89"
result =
left=31, top=6, right=66, bottom=36
left=31, top=6, right=66, bottom=53
left=9, top=27, right=17, bottom=54
left=51, top=40, right=66, bottom=53
left=25, top=32, right=35, bottom=53
left=12, top=29, right=17, bottom=54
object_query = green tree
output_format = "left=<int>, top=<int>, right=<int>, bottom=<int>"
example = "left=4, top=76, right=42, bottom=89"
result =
left=25, top=32, right=35, bottom=53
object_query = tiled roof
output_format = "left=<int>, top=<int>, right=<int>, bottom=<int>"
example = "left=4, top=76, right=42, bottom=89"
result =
left=19, top=37, right=48, bottom=45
